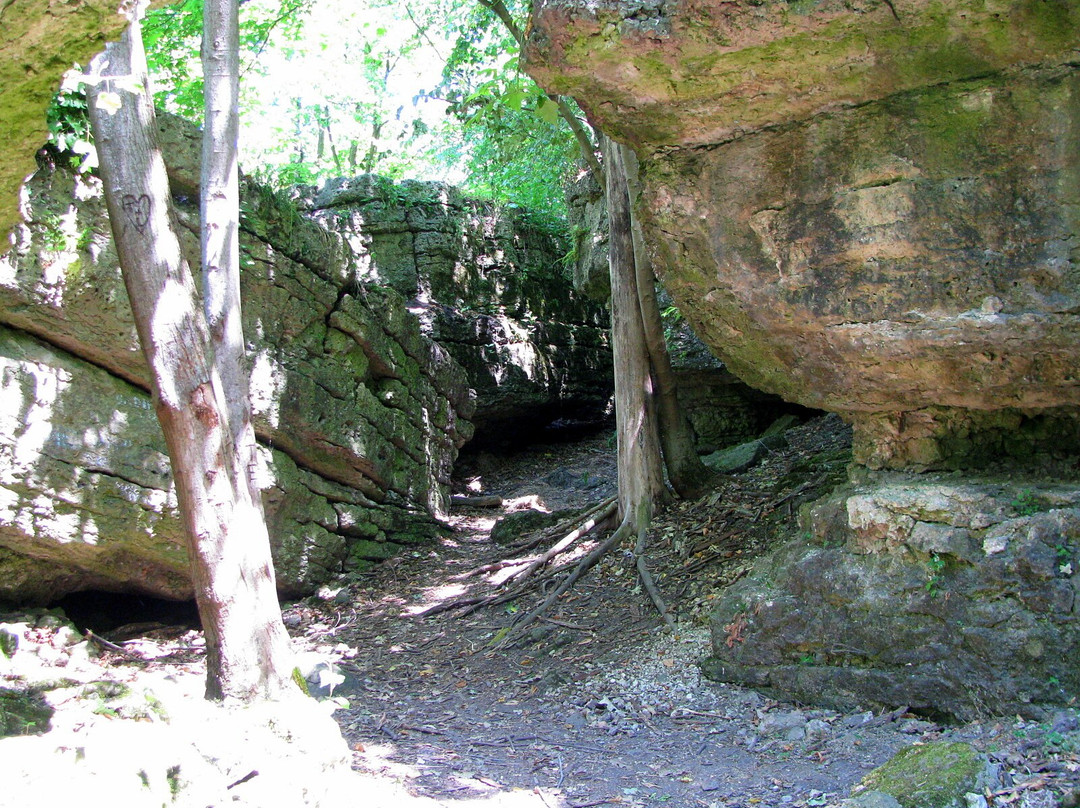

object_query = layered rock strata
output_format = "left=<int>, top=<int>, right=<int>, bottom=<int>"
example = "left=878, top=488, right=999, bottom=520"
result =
left=304, top=176, right=613, bottom=443
left=0, top=155, right=473, bottom=602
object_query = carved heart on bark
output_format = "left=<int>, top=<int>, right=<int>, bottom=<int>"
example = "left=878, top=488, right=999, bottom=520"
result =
left=121, top=194, right=151, bottom=234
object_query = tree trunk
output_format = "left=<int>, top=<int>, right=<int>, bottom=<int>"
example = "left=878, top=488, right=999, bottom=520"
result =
left=622, top=146, right=713, bottom=498
left=87, top=7, right=296, bottom=702
left=602, top=135, right=667, bottom=530
left=201, top=0, right=247, bottom=457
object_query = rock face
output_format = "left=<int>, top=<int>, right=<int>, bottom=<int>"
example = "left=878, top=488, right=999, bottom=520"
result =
left=0, top=0, right=127, bottom=251
left=702, top=477, right=1080, bottom=720
left=528, top=0, right=1080, bottom=720
left=525, top=0, right=1080, bottom=470
left=0, top=154, right=474, bottom=603
left=303, top=176, right=613, bottom=443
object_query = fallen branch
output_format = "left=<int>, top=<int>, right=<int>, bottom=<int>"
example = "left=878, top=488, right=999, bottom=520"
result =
left=496, top=520, right=629, bottom=645
left=417, top=497, right=617, bottom=618
left=85, top=629, right=143, bottom=659
left=508, top=498, right=618, bottom=584
left=510, top=496, right=617, bottom=550
left=451, top=494, right=503, bottom=508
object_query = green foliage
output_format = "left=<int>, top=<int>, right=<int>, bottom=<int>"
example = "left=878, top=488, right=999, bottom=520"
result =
left=433, top=0, right=585, bottom=218
left=143, top=0, right=313, bottom=121
left=1011, top=489, right=1042, bottom=516
left=142, top=0, right=204, bottom=120
left=925, top=552, right=947, bottom=597
left=45, top=88, right=93, bottom=168
left=136, top=0, right=588, bottom=222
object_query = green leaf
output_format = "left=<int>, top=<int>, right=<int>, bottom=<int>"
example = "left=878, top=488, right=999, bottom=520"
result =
left=535, top=97, right=560, bottom=126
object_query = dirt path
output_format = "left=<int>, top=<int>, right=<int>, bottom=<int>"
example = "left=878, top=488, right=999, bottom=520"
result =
left=283, top=417, right=1076, bottom=807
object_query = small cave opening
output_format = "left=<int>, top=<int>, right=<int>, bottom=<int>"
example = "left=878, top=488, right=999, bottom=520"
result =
left=50, top=590, right=201, bottom=638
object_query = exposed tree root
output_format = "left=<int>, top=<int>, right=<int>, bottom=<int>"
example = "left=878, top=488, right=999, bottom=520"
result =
left=497, top=519, right=630, bottom=645
left=634, top=521, right=675, bottom=631
left=451, top=494, right=503, bottom=508
left=419, top=494, right=679, bottom=643
left=416, top=497, right=617, bottom=618
left=509, top=496, right=618, bottom=551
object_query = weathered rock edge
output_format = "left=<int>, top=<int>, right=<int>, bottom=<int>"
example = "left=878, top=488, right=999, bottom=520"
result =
left=0, top=152, right=474, bottom=603
left=703, top=476, right=1080, bottom=720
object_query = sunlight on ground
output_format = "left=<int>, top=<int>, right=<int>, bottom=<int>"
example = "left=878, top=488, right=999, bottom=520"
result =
left=355, top=742, right=564, bottom=807
left=404, top=582, right=469, bottom=615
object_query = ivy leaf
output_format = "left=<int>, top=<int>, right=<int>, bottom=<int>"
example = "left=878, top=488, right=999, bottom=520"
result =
left=97, top=91, right=123, bottom=116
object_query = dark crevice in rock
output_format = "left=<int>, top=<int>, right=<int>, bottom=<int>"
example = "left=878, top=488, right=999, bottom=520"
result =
left=51, top=590, right=200, bottom=634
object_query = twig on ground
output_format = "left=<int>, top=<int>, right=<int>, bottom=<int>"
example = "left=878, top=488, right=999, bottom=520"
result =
left=85, top=630, right=143, bottom=659
left=538, top=616, right=591, bottom=631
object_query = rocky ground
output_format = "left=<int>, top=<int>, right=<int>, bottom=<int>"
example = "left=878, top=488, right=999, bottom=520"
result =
left=2, top=414, right=1079, bottom=807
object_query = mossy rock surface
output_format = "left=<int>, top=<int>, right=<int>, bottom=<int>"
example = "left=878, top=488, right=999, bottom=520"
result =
left=0, top=687, right=53, bottom=738
left=859, top=742, right=990, bottom=808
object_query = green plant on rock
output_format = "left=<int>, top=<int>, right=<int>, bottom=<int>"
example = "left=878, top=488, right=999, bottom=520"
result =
left=925, top=552, right=947, bottom=598
left=46, top=83, right=95, bottom=170
left=1011, top=489, right=1042, bottom=516
left=39, top=211, right=68, bottom=253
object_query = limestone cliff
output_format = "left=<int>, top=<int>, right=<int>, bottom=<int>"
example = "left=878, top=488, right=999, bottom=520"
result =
left=0, top=153, right=474, bottom=603
left=303, top=176, right=613, bottom=442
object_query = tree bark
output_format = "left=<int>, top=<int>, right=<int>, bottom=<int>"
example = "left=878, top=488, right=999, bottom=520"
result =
left=201, top=0, right=249, bottom=467
left=622, top=146, right=713, bottom=498
left=87, top=7, right=296, bottom=702
left=602, top=135, right=667, bottom=530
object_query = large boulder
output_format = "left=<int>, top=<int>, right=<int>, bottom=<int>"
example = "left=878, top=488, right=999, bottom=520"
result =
left=0, top=152, right=473, bottom=603
left=303, top=176, right=613, bottom=443
left=703, top=476, right=1080, bottom=720
left=524, top=0, right=1080, bottom=718
left=525, top=0, right=1080, bottom=470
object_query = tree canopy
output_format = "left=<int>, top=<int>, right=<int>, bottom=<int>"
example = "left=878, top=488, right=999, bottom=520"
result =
left=131, top=0, right=582, bottom=219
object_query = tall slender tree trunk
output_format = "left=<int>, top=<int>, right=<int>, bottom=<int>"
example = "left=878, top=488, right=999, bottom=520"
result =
left=86, top=4, right=296, bottom=702
left=622, top=147, right=713, bottom=498
left=603, top=135, right=667, bottom=530
left=483, top=0, right=708, bottom=513
left=201, top=0, right=247, bottom=461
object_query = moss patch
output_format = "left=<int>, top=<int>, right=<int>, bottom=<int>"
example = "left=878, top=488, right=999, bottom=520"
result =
left=859, top=742, right=988, bottom=808
left=0, top=687, right=53, bottom=737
